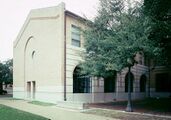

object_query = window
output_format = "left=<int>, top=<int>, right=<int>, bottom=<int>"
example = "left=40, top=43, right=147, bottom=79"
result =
left=104, top=74, right=116, bottom=93
left=140, top=75, right=146, bottom=92
left=156, top=73, right=171, bottom=92
left=32, top=51, right=35, bottom=59
left=73, top=66, right=92, bottom=93
left=125, top=72, right=134, bottom=92
left=71, top=25, right=81, bottom=47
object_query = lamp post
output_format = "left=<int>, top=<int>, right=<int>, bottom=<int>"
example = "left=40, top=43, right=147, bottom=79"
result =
left=126, top=58, right=134, bottom=112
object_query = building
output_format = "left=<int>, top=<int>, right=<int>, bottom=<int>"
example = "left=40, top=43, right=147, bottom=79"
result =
left=150, top=66, right=171, bottom=97
left=13, top=3, right=171, bottom=105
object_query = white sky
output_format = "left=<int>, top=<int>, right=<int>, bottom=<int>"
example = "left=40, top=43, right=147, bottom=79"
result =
left=0, top=0, right=99, bottom=62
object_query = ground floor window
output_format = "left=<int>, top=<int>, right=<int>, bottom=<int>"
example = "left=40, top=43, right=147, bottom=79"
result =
left=104, top=73, right=116, bottom=93
left=125, top=72, right=134, bottom=92
left=73, top=66, right=92, bottom=93
left=140, top=75, right=147, bottom=92
left=156, top=73, right=171, bottom=92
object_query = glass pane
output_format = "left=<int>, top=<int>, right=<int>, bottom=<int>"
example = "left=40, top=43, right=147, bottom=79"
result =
left=72, top=39, right=80, bottom=47
left=71, top=25, right=80, bottom=34
left=71, top=32, right=80, bottom=40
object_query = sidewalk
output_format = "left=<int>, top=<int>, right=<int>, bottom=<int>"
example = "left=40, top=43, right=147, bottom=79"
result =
left=0, top=99, right=117, bottom=120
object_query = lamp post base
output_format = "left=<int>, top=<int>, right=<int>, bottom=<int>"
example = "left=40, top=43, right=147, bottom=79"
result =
left=126, top=104, right=133, bottom=112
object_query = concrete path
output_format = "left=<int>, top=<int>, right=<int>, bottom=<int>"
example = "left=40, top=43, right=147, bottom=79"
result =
left=0, top=99, right=118, bottom=120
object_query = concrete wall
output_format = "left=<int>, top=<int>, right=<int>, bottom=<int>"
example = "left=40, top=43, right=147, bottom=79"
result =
left=65, top=14, right=89, bottom=102
left=13, top=3, right=65, bottom=103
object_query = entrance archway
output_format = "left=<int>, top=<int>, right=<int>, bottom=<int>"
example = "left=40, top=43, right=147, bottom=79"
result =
left=73, top=66, right=92, bottom=93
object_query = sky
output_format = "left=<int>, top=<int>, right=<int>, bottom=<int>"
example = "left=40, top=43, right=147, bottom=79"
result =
left=0, top=0, right=99, bottom=62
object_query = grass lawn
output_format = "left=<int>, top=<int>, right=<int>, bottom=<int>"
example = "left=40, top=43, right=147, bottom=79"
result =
left=0, top=104, right=49, bottom=120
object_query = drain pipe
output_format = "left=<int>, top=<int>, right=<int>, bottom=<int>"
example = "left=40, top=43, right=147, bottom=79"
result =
left=64, top=12, right=67, bottom=101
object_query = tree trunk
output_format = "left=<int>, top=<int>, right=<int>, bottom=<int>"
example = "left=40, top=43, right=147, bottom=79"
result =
left=126, top=66, right=133, bottom=112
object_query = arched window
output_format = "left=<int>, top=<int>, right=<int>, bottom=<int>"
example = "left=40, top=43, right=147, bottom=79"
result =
left=140, top=75, right=147, bottom=92
left=104, top=72, right=116, bottom=93
left=73, top=66, right=92, bottom=93
left=125, top=72, right=134, bottom=92
left=32, top=51, right=35, bottom=59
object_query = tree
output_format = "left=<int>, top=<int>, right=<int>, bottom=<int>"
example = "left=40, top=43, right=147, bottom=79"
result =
left=4, top=59, right=13, bottom=84
left=144, top=0, right=171, bottom=65
left=0, top=62, right=5, bottom=91
left=82, top=0, right=161, bottom=112
left=0, top=59, right=13, bottom=93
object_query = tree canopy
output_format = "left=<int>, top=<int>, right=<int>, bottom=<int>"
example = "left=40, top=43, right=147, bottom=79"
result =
left=0, top=59, right=13, bottom=90
left=144, top=0, right=171, bottom=65
left=81, top=0, right=161, bottom=77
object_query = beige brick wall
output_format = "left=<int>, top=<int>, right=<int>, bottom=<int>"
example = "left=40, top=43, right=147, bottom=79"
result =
left=13, top=3, right=65, bottom=103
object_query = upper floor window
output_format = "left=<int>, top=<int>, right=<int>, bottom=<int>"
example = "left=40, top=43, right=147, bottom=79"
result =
left=71, top=25, right=81, bottom=47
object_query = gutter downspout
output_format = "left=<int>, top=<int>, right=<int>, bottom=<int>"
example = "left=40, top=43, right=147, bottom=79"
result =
left=64, top=12, right=67, bottom=101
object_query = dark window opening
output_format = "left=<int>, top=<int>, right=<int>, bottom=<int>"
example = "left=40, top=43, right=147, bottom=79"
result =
left=73, top=66, right=92, bottom=93
left=156, top=73, right=171, bottom=92
left=125, top=72, right=134, bottom=92
left=140, top=75, right=147, bottom=92
left=104, top=73, right=116, bottom=93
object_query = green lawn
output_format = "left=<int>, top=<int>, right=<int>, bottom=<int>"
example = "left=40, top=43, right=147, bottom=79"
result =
left=0, top=104, right=49, bottom=120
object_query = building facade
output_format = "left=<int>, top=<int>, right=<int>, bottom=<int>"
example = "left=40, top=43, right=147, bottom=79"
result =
left=13, top=3, right=170, bottom=104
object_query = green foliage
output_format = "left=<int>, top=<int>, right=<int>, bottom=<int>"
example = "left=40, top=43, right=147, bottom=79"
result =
left=0, top=59, right=13, bottom=84
left=82, top=0, right=161, bottom=77
left=144, top=0, right=171, bottom=65
left=144, top=0, right=171, bottom=20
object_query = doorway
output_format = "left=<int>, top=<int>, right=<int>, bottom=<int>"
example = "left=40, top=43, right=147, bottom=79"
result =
left=32, top=81, right=36, bottom=99
left=27, top=82, right=31, bottom=98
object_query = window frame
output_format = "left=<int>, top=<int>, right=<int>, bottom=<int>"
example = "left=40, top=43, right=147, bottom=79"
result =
left=71, top=25, right=81, bottom=47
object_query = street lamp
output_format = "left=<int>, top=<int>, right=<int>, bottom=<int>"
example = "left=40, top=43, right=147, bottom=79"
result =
left=126, top=57, right=134, bottom=112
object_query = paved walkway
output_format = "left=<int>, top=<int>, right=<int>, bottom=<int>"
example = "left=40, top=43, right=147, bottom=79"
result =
left=0, top=99, right=117, bottom=120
